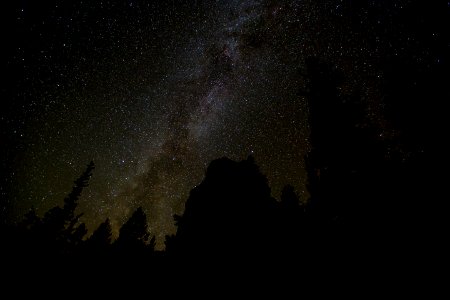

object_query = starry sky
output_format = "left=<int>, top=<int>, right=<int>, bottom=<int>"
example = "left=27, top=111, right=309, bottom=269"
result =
left=1, top=0, right=446, bottom=248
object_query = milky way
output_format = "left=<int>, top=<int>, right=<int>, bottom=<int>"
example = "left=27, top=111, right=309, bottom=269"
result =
left=3, top=0, right=441, bottom=248
left=107, top=0, right=313, bottom=244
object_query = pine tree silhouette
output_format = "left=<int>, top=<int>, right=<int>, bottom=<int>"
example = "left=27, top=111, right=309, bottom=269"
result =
left=168, top=156, right=279, bottom=264
left=87, top=218, right=112, bottom=249
left=114, top=207, right=156, bottom=258
left=14, top=161, right=95, bottom=259
left=301, top=57, right=420, bottom=268
left=40, top=161, right=94, bottom=255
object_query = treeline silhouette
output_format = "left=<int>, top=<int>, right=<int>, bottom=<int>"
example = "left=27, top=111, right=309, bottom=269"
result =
left=2, top=57, right=432, bottom=284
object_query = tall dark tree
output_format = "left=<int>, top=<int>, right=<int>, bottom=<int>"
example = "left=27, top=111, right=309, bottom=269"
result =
left=3, top=161, right=95, bottom=273
left=87, top=218, right=113, bottom=249
left=114, top=207, right=155, bottom=257
left=301, top=57, right=428, bottom=266
left=82, top=218, right=113, bottom=262
left=169, top=156, right=279, bottom=261
left=14, top=161, right=95, bottom=258
left=300, top=59, right=382, bottom=263
left=40, top=161, right=94, bottom=253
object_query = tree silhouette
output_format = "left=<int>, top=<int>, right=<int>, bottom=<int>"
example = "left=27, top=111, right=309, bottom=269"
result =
left=168, top=156, right=280, bottom=263
left=300, top=57, right=431, bottom=267
left=39, top=161, right=94, bottom=255
left=1, top=161, right=96, bottom=277
left=12, top=161, right=95, bottom=259
left=85, top=218, right=112, bottom=253
left=114, top=207, right=156, bottom=258
left=89, top=218, right=112, bottom=246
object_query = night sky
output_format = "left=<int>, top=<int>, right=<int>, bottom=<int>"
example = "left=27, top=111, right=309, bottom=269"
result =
left=1, top=0, right=446, bottom=248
